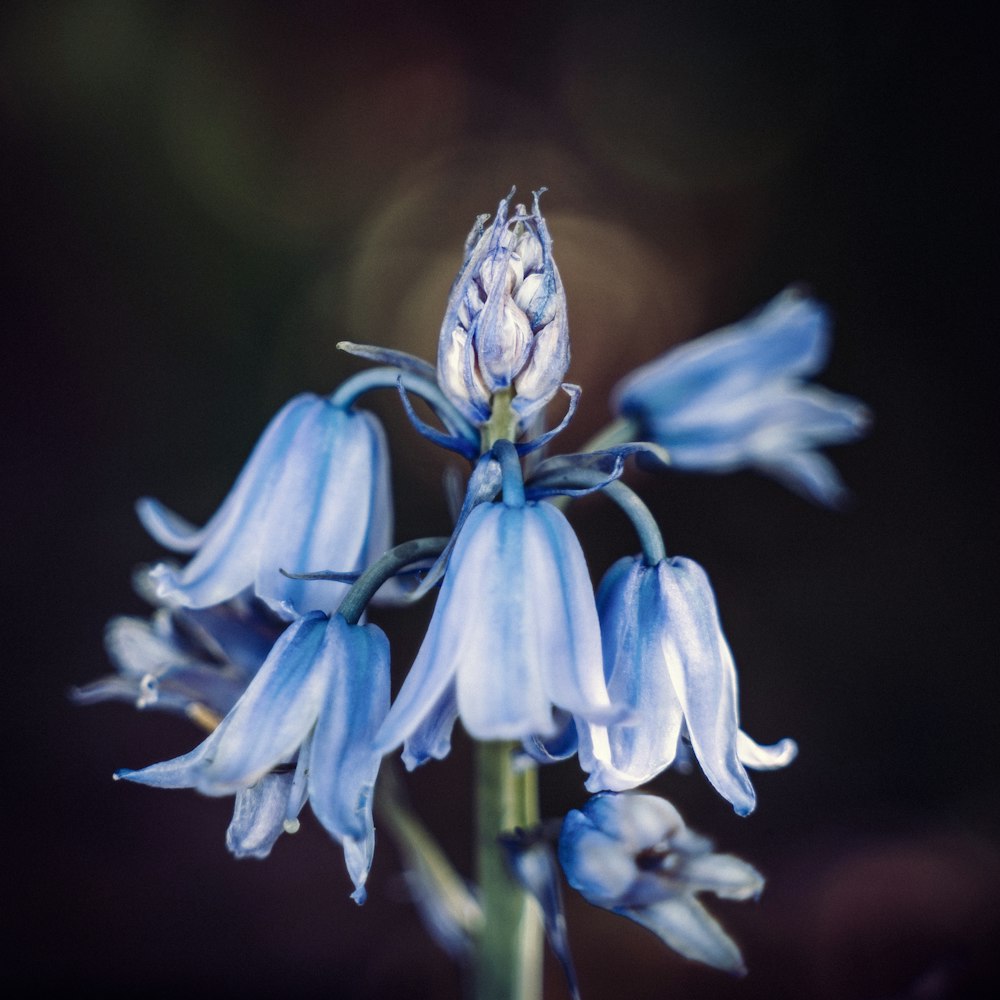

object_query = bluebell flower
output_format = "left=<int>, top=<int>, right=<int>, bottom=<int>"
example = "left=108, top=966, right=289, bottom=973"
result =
left=115, top=611, right=390, bottom=901
left=612, top=288, right=870, bottom=506
left=375, top=499, right=614, bottom=753
left=559, top=793, right=764, bottom=975
left=72, top=594, right=282, bottom=722
left=577, top=556, right=797, bottom=815
left=437, top=189, right=570, bottom=427
left=138, top=393, right=393, bottom=619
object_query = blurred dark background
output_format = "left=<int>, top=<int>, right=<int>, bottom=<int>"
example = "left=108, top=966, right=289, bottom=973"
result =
left=3, top=1, right=996, bottom=997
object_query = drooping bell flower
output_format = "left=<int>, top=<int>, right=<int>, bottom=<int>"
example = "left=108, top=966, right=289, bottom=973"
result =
left=436, top=189, right=570, bottom=428
left=115, top=611, right=390, bottom=902
left=559, top=793, right=764, bottom=975
left=138, top=393, right=393, bottom=619
left=578, top=555, right=797, bottom=815
left=612, top=288, right=870, bottom=506
left=375, top=497, right=615, bottom=754
left=72, top=594, right=282, bottom=721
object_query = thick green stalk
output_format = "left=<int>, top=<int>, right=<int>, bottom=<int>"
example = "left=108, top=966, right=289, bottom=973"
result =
left=474, top=741, right=542, bottom=1000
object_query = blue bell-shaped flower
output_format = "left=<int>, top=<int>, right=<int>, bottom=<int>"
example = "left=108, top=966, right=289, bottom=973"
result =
left=437, top=189, right=570, bottom=428
left=138, top=393, right=393, bottom=619
left=559, top=792, right=764, bottom=975
left=115, top=611, right=390, bottom=902
left=578, top=555, right=797, bottom=815
left=612, top=288, right=870, bottom=506
left=375, top=497, right=614, bottom=754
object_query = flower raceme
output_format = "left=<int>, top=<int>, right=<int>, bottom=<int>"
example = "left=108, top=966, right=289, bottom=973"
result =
left=437, top=189, right=570, bottom=428
left=578, top=555, right=797, bottom=814
left=115, top=611, right=390, bottom=901
left=80, top=188, right=871, bottom=989
left=138, top=393, right=393, bottom=619
left=613, top=288, right=870, bottom=507
left=559, top=793, right=764, bottom=975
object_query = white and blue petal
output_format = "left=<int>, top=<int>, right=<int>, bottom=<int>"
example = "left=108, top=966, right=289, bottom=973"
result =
left=307, top=615, right=390, bottom=901
left=116, top=611, right=330, bottom=795
left=226, top=770, right=299, bottom=860
left=143, top=394, right=393, bottom=618
left=579, top=556, right=795, bottom=815
left=377, top=500, right=613, bottom=752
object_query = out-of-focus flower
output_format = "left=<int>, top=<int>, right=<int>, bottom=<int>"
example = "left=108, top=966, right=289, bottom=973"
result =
left=375, top=498, right=614, bottom=754
left=437, top=189, right=569, bottom=428
left=138, top=393, right=393, bottom=619
left=72, top=594, right=282, bottom=720
left=559, top=793, right=764, bottom=975
left=612, top=288, right=870, bottom=506
left=115, top=611, right=390, bottom=902
left=578, top=555, right=796, bottom=814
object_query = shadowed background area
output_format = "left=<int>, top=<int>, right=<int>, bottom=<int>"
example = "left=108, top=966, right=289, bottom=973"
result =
left=2, top=1, right=996, bottom=997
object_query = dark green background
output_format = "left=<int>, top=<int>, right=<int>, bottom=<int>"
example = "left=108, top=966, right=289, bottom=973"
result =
left=4, top=1, right=996, bottom=997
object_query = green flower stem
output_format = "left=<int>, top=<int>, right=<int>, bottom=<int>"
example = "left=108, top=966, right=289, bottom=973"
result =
left=474, top=741, right=542, bottom=1000
left=473, top=390, right=543, bottom=998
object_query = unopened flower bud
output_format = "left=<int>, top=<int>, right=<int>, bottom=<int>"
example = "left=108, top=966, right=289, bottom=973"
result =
left=437, top=189, right=570, bottom=427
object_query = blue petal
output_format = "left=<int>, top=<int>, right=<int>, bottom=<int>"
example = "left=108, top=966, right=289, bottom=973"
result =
left=657, top=559, right=755, bottom=815
left=226, top=771, right=296, bottom=859
left=145, top=395, right=315, bottom=595
left=307, top=616, right=389, bottom=844
left=613, top=289, right=830, bottom=416
left=116, top=612, right=330, bottom=795
left=618, top=897, right=747, bottom=976
left=147, top=397, right=394, bottom=618
left=255, top=405, right=392, bottom=617
left=135, top=498, right=208, bottom=553
left=402, top=683, right=459, bottom=770
left=580, top=558, right=685, bottom=792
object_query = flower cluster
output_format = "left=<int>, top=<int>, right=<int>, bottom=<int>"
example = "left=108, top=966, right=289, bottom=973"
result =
left=80, top=189, right=867, bottom=989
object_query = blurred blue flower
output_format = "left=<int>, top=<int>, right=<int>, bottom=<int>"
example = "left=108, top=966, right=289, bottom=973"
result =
left=139, top=393, right=393, bottom=619
left=612, top=288, right=870, bottom=506
left=375, top=499, right=614, bottom=753
left=72, top=593, right=281, bottom=721
left=115, top=611, right=390, bottom=902
left=578, top=556, right=797, bottom=815
left=437, top=189, right=569, bottom=427
left=559, top=793, right=764, bottom=976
